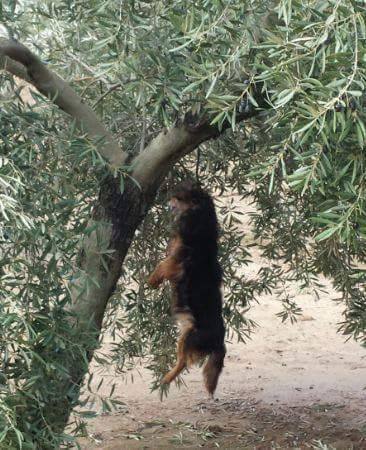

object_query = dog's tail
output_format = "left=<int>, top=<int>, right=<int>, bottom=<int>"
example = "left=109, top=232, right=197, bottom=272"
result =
left=203, top=346, right=226, bottom=398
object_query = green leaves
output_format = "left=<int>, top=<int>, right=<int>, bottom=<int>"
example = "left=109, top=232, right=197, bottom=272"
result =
left=1, top=0, right=366, bottom=447
left=315, top=226, right=338, bottom=242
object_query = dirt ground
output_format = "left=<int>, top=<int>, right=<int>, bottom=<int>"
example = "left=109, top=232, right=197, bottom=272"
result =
left=78, top=200, right=366, bottom=449
left=77, top=292, right=366, bottom=449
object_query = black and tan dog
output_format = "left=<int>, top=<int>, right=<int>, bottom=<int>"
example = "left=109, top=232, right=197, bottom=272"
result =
left=148, top=181, right=226, bottom=397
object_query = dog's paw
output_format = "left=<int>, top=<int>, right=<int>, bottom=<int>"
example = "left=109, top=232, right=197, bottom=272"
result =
left=161, top=373, right=173, bottom=385
left=147, top=274, right=161, bottom=288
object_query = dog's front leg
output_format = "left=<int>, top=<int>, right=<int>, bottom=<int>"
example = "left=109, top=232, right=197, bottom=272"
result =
left=148, top=260, right=166, bottom=288
left=148, top=257, right=182, bottom=288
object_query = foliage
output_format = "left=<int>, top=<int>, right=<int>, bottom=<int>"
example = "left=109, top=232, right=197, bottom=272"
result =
left=246, top=0, right=366, bottom=341
left=0, top=0, right=365, bottom=447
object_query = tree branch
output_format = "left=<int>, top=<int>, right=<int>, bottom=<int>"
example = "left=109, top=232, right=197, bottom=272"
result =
left=133, top=109, right=260, bottom=189
left=0, top=51, right=31, bottom=81
left=92, top=83, right=122, bottom=108
left=0, top=38, right=264, bottom=189
left=0, top=38, right=125, bottom=168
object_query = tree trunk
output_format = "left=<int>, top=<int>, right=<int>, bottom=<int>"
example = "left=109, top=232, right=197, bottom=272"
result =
left=23, top=177, right=158, bottom=444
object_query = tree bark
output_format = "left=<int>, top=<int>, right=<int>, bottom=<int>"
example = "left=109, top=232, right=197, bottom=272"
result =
left=32, top=177, right=155, bottom=438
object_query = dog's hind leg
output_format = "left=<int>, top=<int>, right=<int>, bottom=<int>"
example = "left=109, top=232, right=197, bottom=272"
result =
left=161, top=334, right=187, bottom=384
left=161, top=358, right=186, bottom=384
left=162, top=312, right=194, bottom=385
left=203, top=347, right=226, bottom=398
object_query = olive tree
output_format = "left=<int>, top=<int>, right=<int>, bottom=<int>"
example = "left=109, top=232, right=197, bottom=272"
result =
left=0, top=0, right=365, bottom=448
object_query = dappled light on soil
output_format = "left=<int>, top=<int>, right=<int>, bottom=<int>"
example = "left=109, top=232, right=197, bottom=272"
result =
left=79, top=292, right=366, bottom=449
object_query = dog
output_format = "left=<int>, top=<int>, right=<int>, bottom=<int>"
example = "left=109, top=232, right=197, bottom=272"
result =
left=148, top=181, right=226, bottom=397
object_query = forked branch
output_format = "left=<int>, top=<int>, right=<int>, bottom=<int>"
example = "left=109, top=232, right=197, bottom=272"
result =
left=0, top=38, right=262, bottom=189
left=132, top=109, right=260, bottom=190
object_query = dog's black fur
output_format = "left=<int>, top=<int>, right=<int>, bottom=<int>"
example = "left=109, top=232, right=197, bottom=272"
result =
left=148, top=181, right=226, bottom=396
left=172, top=183, right=226, bottom=350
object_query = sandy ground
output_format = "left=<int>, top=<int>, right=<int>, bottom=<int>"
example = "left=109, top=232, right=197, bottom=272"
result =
left=78, top=200, right=366, bottom=449
left=78, top=292, right=366, bottom=449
